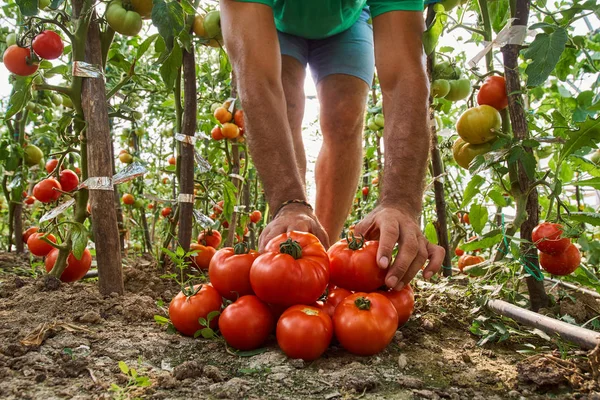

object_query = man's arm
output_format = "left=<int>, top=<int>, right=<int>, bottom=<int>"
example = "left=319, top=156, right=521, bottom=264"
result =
left=355, top=10, right=444, bottom=289
left=220, top=1, right=328, bottom=250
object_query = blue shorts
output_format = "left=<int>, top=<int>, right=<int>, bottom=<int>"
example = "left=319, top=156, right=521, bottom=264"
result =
left=277, top=8, right=375, bottom=87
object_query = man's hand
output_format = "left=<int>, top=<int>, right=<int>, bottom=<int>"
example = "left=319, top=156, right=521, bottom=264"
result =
left=355, top=205, right=444, bottom=291
left=258, top=204, right=329, bottom=252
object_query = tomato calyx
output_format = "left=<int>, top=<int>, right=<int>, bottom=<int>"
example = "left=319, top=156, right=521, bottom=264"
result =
left=279, top=238, right=303, bottom=259
left=301, top=308, right=320, bottom=316
left=181, top=282, right=203, bottom=298
left=347, top=233, right=365, bottom=251
left=233, top=241, right=250, bottom=255
left=354, top=297, right=372, bottom=310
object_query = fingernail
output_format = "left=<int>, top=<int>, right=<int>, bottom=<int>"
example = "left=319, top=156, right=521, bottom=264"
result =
left=395, top=282, right=405, bottom=291
left=380, top=257, right=389, bottom=269
left=387, top=276, right=398, bottom=288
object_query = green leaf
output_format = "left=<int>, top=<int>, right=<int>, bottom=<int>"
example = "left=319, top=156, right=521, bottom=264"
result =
left=566, top=212, right=600, bottom=226
left=559, top=117, right=600, bottom=164
left=229, top=347, right=269, bottom=357
left=207, top=310, right=220, bottom=323
left=424, top=222, right=438, bottom=245
left=572, top=178, right=600, bottom=189
left=488, top=190, right=508, bottom=207
left=70, top=223, right=88, bottom=260
left=488, top=0, right=510, bottom=33
left=461, top=175, right=485, bottom=208
left=16, top=0, right=38, bottom=16
left=136, top=34, right=158, bottom=59
left=469, top=204, right=488, bottom=235
left=159, top=42, right=183, bottom=90
left=5, top=76, right=33, bottom=120
left=422, top=9, right=447, bottom=55
left=50, top=0, right=65, bottom=9
left=222, top=180, right=237, bottom=223
left=151, top=0, right=185, bottom=49
left=154, top=315, right=170, bottom=324
left=523, top=28, right=568, bottom=87
left=118, top=361, right=129, bottom=374
left=200, top=328, right=215, bottom=339
left=461, top=233, right=503, bottom=251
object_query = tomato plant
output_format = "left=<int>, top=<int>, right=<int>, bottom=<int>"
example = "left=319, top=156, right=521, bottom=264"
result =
left=219, top=295, right=274, bottom=350
left=276, top=305, right=333, bottom=361
left=169, top=284, right=222, bottom=337
left=327, top=236, right=386, bottom=292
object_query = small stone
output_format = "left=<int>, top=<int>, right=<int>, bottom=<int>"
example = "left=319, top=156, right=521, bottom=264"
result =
left=157, top=373, right=178, bottom=389
left=461, top=353, right=471, bottom=363
left=288, top=359, right=305, bottom=369
left=79, top=311, right=102, bottom=324
left=203, top=365, right=226, bottom=382
left=422, top=319, right=435, bottom=331
left=507, top=390, right=520, bottom=398
left=172, top=360, right=203, bottom=380
left=398, top=354, right=408, bottom=370
left=35, top=373, right=46, bottom=383
left=394, top=331, right=404, bottom=342
left=110, top=292, right=120, bottom=298
left=209, top=378, right=250, bottom=399
left=412, top=389, right=440, bottom=399
left=269, top=372, right=287, bottom=381
left=397, top=375, right=423, bottom=389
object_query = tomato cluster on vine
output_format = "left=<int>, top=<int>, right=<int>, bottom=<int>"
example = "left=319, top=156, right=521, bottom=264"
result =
left=533, top=222, right=580, bottom=276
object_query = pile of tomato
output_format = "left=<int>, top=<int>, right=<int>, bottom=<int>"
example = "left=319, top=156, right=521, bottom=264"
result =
left=533, top=222, right=581, bottom=276
left=168, top=231, right=415, bottom=361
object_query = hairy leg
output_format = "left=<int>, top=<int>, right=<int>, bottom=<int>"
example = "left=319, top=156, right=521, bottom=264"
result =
left=281, top=55, right=307, bottom=180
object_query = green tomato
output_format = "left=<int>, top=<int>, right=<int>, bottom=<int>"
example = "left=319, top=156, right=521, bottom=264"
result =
left=51, top=93, right=63, bottom=106
left=433, top=61, right=461, bottom=80
left=62, top=95, right=73, bottom=108
left=445, top=78, right=472, bottom=101
left=24, top=144, right=44, bottom=167
left=440, top=0, right=464, bottom=10
left=431, top=79, right=450, bottom=98
left=374, top=113, right=385, bottom=128
left=133, top=199, right=144, bottom=209
left=133, top=111, right=143, bottom=120
left=591, top=149, right=600, bottom=164
left=535, top=146, right=553, bottom=160
left=106, top=1, right=143, bottom=37
left=210, top=102, right=221, bottom=112
left=6, top=33, right=16, bottom=47
left=367, top=118, right=380, bottom=131
left=203, top=10, right=221, bottom=39
left=39, top=0, right=50, bottom=8
left=452, top=138, right=493, bottom=169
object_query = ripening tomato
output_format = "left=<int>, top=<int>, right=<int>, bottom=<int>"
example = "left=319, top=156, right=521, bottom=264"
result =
left=539, top=244, right=581, bottom=276
left=221, top=123, right=240, bottom=139
left=22, top=226, right=38, bottom=243
left=462, top=213, right=470, bottom=225
left=219, top=295, right=274, bottom=350
left=214, top=107, right=232, bottom=124
left=362, top=186, right=369, bottom=196
left=198, top=229, right=222, bottom=248
left=213, top=200, right=224, bottom=215
left=168, top=155, right=176, bottom=165
left=333, top=292, right=398, bottom=356
left=477, top=76, right=508, bottom=111
left=27, top=232, right=57, bottom=256
left=327, top=237, right=386, bottom=292
left=3, top=45, right=38, bottom=76
left=122, top=193, right=135, bottom=205
left=161, top=207, right=172, bottom=217
left=45, top=248, right=92, bottom=282
left=234, top=109, right=244, bottom=129
left=456, top=105, right=501, bottom=145
left=371, top=176, right=379, bottom=185
left=209, top=243, right=259, bottom=300
left=190, top=243, right=216, bottom=270
left=45, top=158, right=59, bottom=173
left=169, top=284, right=222, bottom=336
left=32, top=30, right=64, bottom=60
left=320, top=286, right=352, bottom=317
left=250, top=231, right=330, bottom=307
left=457, top=254, right=485, bottom=272
left=33, top=178, right=62, bottom=203
left=378, top=284, right=415, bottom=327
left=532, top=222, right=571, bottom=255
left=59, top=169, right=79, bottom=192
left=276, top=305, right=333, bottom=361
left=250, top=210, right=262, bottom=224
left=211, top=125, right=224, bottom=140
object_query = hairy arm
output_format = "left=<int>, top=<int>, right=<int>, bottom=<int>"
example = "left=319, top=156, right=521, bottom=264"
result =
left=220, top=1, right=328, bottom=249
left=356, top=11, right=443, bottom=289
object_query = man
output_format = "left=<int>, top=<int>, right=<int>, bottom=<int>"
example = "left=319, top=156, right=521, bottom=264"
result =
left=220, top=0, right=445, bottom=291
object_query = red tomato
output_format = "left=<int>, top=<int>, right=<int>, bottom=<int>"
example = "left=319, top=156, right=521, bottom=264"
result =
left=457, top=254, right=485, bottom=272
left=234, top=109, right=244, bottom=129
left=190, top=243, right=216, bottom=270
left=320, top=286, right=352, bottom=317
left=219, top=295, right=274, bottom=350
left=333, top=292, right=398, bottom=356
left=168, top=284, right=222, bottom=336
left=197, top=229, right=222, bottom=248
left=276, top=305, right=333, bottom=361
left=213, top=200, right=224, bottom=215
left=463, top=213, right=470, bottom=225
left=477, top=75, right=508, bottom=110
left=33, top=178, right=62, bottom=203
left=27, top=232, right=57, bottom=256
left=532, top=222, right=571, bottom=255
left=168, top=155, right=176, bottom=165
left=378, top=285, right=415, bottom=327
left=539, top=244, right=581, bottom=276
left=327, top=237, right=386, bottom=292
left=211, top=125, right=224, bottom=141
left=455, top=247, right=464, bottom=256
left=250, top=231, right=330, bottom=307
left=362, top=186, right=369, bottom=196
left=250, top=210, right=262, bottom=224
left=161, top=207, right=172, bottom=217
left=122, top=193, right=135, bottom=205
left=3, top=45, right=38, bottom=76
left=147, top=203, right=155, bottom=210
left=209, top=243, right=259, bottom=300
left=32, top=30, right=64, bottom=60
left=24, top=195, right=36, bottom=205
left=45, top=248, right=92, bottom=282
left=22, top=226, right=38, bottom=243
left=74, top=167, right=81, bottom=174
left=45, top=158, right=59, bottom=173
left=59, top=169, right=79, bottom=192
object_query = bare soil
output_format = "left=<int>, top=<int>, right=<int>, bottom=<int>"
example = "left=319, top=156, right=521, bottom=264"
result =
left=0, top=252, right=599, bottom=400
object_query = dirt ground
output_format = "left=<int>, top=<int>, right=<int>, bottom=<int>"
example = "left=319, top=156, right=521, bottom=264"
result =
left=0, top=251, right=599, bottom=400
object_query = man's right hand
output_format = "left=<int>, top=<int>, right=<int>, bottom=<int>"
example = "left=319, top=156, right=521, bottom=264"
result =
left=258, top=204, right=330, bottom=252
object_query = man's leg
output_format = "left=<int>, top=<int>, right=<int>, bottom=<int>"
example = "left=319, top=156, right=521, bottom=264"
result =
left=281, top=55, right=307, bottom=180
left=315, top=75, right=369, bottom=241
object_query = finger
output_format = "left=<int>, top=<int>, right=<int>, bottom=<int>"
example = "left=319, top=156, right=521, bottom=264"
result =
left=396, top=235, right=429, bottom=290
left=377, top=223, right=399, bottom=272
left=354, top=219, right=376, bottom=239
left=258, top=225, right=271, bottom=252
left=422, top=243, right=445, bottom=279
left=316, top=226, right=330, bottom=249
left=385, top=230, right=418, bottom=288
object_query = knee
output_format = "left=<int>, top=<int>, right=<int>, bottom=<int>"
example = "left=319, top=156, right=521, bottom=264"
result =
left=320, top=101, right=366, bottom=142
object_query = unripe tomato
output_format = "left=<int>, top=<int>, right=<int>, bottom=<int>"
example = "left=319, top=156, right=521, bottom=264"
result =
left=130, top=0, right=153, bottom=19
left=22, top=227, right=39, bottom=243
left=452, top=137, right=493, bottom=169
left=32, top=30, right=64, bottom=60
left=250, top=210, right=262, bottom=224
left=105, top=0, right=143, bottom=37
left=477, top=76, right=508, bottom=110
left=119, top=152, right=133, bottom=164
left=59, top=169, right=79, bottom=192
left=433, top=61, right=461, bottom=80
left=169, top=284, right=222, bottom=336
left=539, top=244, right=581, bottom=276
left=221, top=123, right=240, bottom=139
left=277, top=305, right=333, bottom=361
left=445, top=79, right=472, bottom=101
left=24, top=144, right=44, bottom=167
left=219, top=295, right=274, bottom=350
left=3, top=45, right=38, bottom=76
left=532, top=222, right=571, bottom=255
left=190, top=243, right=216, bottom=270
left=431, top=79, right=450, bottom=98
left=211, top=125, right=224, bottom=140
left=45, top=248, right=92, bottom=282
left=193, top=14, right=206, bottom=37
left=122, top=193, right=135, bottom=205
left=27, top=232, right=57, bottom=257
left=33, top=178, right=62, bottom=203
left=161, top=207, right=172, bottom=217
left=456, top=105, right=501, bottom=144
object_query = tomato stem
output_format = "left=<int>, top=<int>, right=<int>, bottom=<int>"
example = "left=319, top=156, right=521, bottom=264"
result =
left=347, top=232, right=365, bottom=251
left=234, top=241, right=249, bottom=255
left=182, top=282, right=202, bottom=298
left=279, top=238, right=302, bottom=259
left=354, top=297, right=371, bottom=310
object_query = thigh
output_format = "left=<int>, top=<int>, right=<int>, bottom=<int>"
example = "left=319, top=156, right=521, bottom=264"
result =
left=278, top=30, right=309, bottom=67
left=308, top=8, right=375, bottom=87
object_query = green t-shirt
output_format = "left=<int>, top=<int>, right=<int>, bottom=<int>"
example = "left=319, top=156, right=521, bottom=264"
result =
left=236, top=0, right=424, bottom=40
